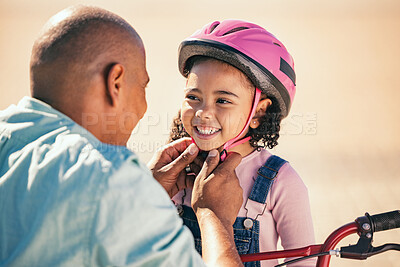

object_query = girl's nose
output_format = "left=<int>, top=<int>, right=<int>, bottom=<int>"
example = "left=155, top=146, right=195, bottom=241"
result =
left=195, top=104, right=213, bottom=120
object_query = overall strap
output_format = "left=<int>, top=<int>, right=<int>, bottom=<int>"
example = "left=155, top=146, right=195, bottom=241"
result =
left=249, top=155, right=287, bottom=204
left=244, top=155, right=287, bottom=221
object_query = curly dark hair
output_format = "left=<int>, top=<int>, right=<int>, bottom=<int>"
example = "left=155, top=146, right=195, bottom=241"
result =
left=168, top=56, right=283, bottom=150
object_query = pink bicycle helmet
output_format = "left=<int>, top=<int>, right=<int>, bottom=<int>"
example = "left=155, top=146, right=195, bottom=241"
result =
left=178, top=19, right=296, bottom=118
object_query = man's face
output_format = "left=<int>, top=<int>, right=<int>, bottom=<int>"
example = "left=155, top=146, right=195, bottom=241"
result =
left=118, top=47, right=149, bottom=145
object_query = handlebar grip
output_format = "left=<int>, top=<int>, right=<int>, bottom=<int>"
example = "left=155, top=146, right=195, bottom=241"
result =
left=369, top=210, right=400, bottom=232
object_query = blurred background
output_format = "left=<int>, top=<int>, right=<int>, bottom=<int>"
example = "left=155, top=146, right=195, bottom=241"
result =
left=1, top=0, right=399, bottom=265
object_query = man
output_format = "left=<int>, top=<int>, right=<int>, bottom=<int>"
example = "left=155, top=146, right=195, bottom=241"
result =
left=0, top=5, right=244, bottom=267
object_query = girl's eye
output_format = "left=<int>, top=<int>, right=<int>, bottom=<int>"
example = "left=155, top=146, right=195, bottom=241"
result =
left=186, top=95, right=199, bottom=101
left=216, top=98, right=232, bottom=104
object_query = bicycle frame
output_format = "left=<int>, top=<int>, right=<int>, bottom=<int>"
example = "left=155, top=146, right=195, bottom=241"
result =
left=316, top=222, right=358, bottom=266
left=240, top=210, right=400, bottom=267
left=240, top=222, right=358, bottom=267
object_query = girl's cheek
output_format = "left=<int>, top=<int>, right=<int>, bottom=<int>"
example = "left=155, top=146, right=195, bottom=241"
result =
left=181, top=108, right=193, bottom=130
left=181, top=106, right=192, bottom=119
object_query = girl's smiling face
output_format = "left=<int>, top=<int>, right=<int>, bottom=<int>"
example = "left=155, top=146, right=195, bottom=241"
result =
left=181, top=59, right=254, bottom=152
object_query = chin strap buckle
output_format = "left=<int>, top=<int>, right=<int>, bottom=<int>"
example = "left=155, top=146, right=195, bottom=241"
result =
left=220, top=149, right=228, bottom=162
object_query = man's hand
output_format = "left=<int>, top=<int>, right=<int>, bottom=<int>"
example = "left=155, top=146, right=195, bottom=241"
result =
left=192, top=150, right=243, bottom=227
left=191, top=150, right=244, bottom=266
left=147, top=138, right=199, bottom=198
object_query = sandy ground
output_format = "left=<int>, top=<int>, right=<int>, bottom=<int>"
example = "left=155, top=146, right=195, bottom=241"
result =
left=1, top=0, right=399, bottom=266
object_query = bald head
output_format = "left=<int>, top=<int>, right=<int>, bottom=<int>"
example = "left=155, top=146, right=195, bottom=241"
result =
left=30, top=6, right=150, bottom=146
left=30, top=5, right=144, bottom=104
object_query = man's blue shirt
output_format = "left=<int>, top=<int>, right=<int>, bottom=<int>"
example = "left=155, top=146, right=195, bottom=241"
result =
left=0, top=97, right=204, bottom=266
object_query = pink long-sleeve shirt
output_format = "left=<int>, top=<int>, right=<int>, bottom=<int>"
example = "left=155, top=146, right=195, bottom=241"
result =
left=173, top=148, right=315, bottom=266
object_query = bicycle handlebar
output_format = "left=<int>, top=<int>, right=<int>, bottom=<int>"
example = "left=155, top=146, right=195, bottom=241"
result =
left=368, top=210, right=400, bottom=233
left=337, top=210, right=400, bottom=262
left=241, top=210, right=400, bottom=267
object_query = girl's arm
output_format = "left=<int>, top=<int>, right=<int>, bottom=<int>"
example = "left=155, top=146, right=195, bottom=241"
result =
left=270, top=163, right=315, bottom=266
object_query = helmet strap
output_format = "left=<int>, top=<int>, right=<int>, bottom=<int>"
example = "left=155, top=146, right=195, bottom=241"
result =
left=220, top=88, right=261, bottom=161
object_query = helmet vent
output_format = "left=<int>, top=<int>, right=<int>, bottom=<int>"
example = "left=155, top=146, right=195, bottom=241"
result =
left=222, top=27, right=249, bottom=36
left=209, top=23, right=219, bottom=33
left=273, top=42, right=281, bottom=47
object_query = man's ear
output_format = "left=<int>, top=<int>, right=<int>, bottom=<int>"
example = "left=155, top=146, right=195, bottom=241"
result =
left=250, top=98, right=272, bottom=129
left=105, top=63, right=125, bottom=107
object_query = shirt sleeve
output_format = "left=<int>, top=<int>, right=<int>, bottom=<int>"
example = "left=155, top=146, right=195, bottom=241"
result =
left=268, top=163, right=316, bottom=266
left=89, top=157, right=206, bottom=267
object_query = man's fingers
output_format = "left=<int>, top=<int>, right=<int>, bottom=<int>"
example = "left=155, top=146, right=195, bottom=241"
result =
left=213, top=152, right=242, bottom=176
left=168, top=143, right=199, bottom=174
left=150, top=138, right=194, bottom=169
left=193, top=155, right=205, bottom=167
left=174, top=171, right=195, bottom=194
left=168, top=137, right=193, bottom=155
left=198, top=150, right=220, bottom=178
left=189, top=162, right=201, bottom=175
left=184, top=174, right=195, bottom=189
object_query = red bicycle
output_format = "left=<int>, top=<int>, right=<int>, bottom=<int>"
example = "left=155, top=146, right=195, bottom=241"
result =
left=240, top=210, right=400, bottom=266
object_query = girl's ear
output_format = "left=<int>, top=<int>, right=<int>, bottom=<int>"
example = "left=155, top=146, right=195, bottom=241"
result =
left=250, top=98, right=272, bottom=129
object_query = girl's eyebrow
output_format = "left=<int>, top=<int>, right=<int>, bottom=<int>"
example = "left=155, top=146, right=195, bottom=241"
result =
left=184, top=88, right=239, bottom=98
left=215, top=90, right=239, bottom=98
left=184, top=87, right=200, bottom=93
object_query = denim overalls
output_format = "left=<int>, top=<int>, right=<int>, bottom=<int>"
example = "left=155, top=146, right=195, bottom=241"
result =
left=178, top=155, right=287, bottom=267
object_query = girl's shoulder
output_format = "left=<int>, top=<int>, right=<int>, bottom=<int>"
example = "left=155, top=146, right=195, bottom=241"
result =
left=239, top=148, right=289, bottom=172
left=239, top=148, right=305, bottom=187
left=239, top=148, right=272, bottom=168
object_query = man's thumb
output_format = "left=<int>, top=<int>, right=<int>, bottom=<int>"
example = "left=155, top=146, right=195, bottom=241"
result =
left=170, top=143, right=199, bottom=173
left=199, top=150, right=220, bottom=178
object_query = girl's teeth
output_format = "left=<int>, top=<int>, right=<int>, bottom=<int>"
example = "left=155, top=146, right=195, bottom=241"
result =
left=197, top=126, right=219, bottom=135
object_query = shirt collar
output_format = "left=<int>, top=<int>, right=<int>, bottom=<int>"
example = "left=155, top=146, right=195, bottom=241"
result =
left=17, top=96, right=101, bottom=147
left=19, top=96, right=67, bottom=118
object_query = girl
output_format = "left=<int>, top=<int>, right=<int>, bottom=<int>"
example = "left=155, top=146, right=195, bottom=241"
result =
left=170, top=20, right=315, bottom=267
